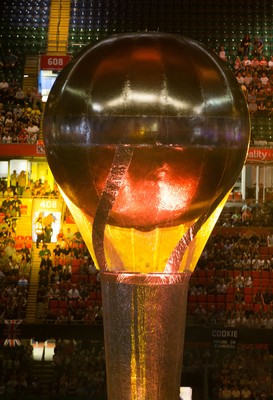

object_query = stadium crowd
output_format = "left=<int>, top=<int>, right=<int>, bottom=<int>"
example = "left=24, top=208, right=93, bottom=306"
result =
left=184, top=344, right=273, bottom=399
left=0, top=81, right=42, bottom=144
left=37, top=239, right=103, bottom=325
left=0, top=340, right=107, bottom=399
left=1, top=176, right=273, bottom=328
left=1, top=33, right=273, bottom=400
left=2, top=34, right=273, bottom=145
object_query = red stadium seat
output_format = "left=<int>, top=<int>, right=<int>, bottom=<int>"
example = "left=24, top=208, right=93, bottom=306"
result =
left=244, top=295, right=253, bottom=303
left=49, top=299, right=59, bottom=309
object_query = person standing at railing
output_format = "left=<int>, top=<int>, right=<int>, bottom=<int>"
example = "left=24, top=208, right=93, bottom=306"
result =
left=17, top=171, right=26, bottom=197
left=10, top=170, right=17, bottom=194
left=35, top=216, right=44, bottom=249
left=239, top=34, right=252, bottom=57
left=267, top=232, right=273, bottom=247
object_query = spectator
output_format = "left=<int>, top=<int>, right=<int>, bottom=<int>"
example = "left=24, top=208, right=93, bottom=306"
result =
left=39, top=265, right=49, bottom=287
left=253, top=289, right=263, bottom=305
left=39, top=244, right=51, bottom=260
left=259, top=55, right=268, bottom=69
left=267, top=232, right=273, bottom=247
left=244, top=72, right=253, bottom=88
left=49, top=283, right=60, bottom=300
left=257, top=100, right=267, bottom=116
left=231, top=209, right=241, bottom=226
left=1, top=195, right=13, bottom=211
left=35, top=217, right=44, bottom=249
left=248, top=98, right=258, bottom=116
left=234, top=273, right=244, bottom=289
left=268, top=56, right=273, bottom=70
left=242, top=254, right=252, bottom=271
left=239, top=386, right=251, bottom=399
left=262, top=288, right=273, bottom=307
left=231, top=385, right=241, bottom=399
left=30, top=87, right=42, bottom=108
left=10, top=170, right=17, bottom=194
left=260, top=71, right=269, bottom=86
left=240, top=34, right=252, bottom=56
left=26, top=120, right=39, bottom=136
left=4, top=49, right=18, bottom=68
left=219, top=46, right=228, bottom=62
left=26, top=130, right=38, bottom=144
left=2, top=130, right=12, bottom=143
left=247, top=89, right=256, bottom=104
left=251, top=57, right=260, bottom=70
left=18, top=275, right=28, bottom=288
left=40, top=254, right=53, bottom=272
left=241, top=203, right=253, bottom=225
left=244, top=273, right=252, bottom=287
left=234, top=56, right=242, bottom=72
left=44, top=224, right=53, bottom=243
left=68, top=285, right=81, bottom=301
left=262, top=256, right=272, bottom=271
left=14, top=88, right=25, bottom=105
left=0, top=226, right=11, bottom=245
left=32, top=180, right=42, bottom=197
left=236, top=72, right=245, bottom=85
left=252, top=254, right=263, bottom=271
left=242, top=55, right=251, bottom=70
left=253, top=36, right=264, bottom=57
left=17, top=171, right=26, bottom=197
left=0, top=79, right=9, bottom=91
left=11, top=194, right=21, bottom=217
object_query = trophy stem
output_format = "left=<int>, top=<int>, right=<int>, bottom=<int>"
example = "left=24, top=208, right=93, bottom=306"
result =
left=100, top=272, right=190, bottom=400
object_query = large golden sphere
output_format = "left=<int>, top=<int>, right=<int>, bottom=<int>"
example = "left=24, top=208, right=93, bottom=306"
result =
left=43, top=33, right=250, bottom=230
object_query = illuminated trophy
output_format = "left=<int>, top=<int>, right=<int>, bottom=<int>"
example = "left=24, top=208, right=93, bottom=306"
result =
left=43, top=33, right=250, bottom=400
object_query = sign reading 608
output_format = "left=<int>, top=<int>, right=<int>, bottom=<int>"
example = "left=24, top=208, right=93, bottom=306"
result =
left=48, top=57, right=64, bottom=67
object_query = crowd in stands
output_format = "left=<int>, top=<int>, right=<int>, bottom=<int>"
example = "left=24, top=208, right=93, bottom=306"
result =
left=1, top=177, right=273, bottom=329
left=215, top=201, right=273, bottom=228
left=0, top=236, right=31, bottom=321
left=0, top=48, right=19, bottom=71
left=215, top=35, right=273, bottom=145
left=1, top=34, right=273, bottom=146
left=0, top=173, right=61, bottom=199
left=35, top=230, right=103, bottom=325
left=0, top=166, right=273, bottom=331
left=184, top=344, right=273, bottom=399
left=3, top=337, right=273, bottom=399
left=3, top=315, right=273, bottom=398
left=0, top=190, right=32, bottom=321
left=0, top=173, right=62, bottom=322
left=0, top=340, right=107, bottom=399
left=1, top=20, right=273, bottom=400
left=49, top=339, right=106, bottom=399
left=233, top=52, right=273, bottom=120
left=0, top=177, right=32, bottom=321
left=0, top=344, right=42, bottom=399
left=188, top=201, right=273, bottom=328
left=31, top=199, right=273, bottom=329
left=0, top=79, right=42, bottom=144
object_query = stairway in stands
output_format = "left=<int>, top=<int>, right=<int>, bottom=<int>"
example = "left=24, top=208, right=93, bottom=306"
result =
left=47, top=0, right=71, bottom=55
left=31, top=341, right=56, bottom=397
left=33, top=358, right=55, bottom=397
left=22, top=55, right=39, bottom=93
left=25, top=245, right=41, bottom=323
left=16, top=215, right=57, bottom=394
left=26, top=242, right=56, bottom=323
left=15, top=215, right=37, bottom=322
left=21, top=54, right=42, bottom=138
